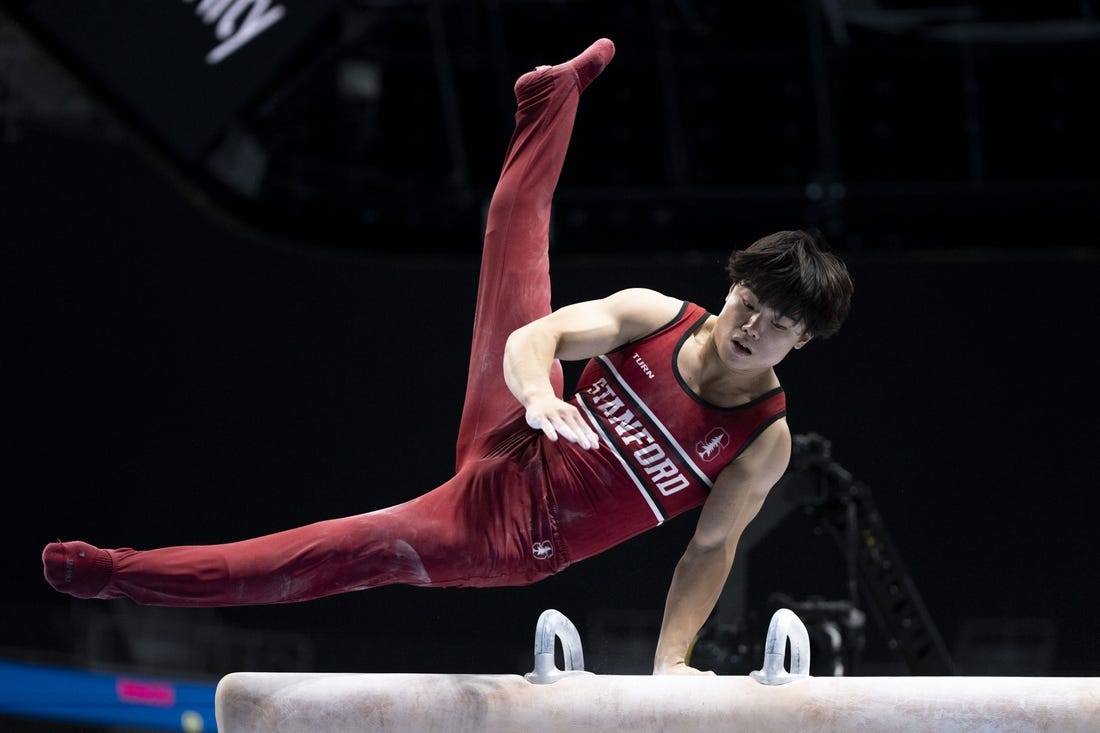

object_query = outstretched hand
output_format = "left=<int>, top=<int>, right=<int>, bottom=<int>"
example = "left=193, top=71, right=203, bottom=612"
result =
left=524, top=395, right=601, bottom=450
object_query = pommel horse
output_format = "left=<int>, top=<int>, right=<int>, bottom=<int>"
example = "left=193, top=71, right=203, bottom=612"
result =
left=215, top=609, right=1100, bottom=732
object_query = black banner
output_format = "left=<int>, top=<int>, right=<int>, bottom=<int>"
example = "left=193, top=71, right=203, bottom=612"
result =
left=19, top=0, right=340, bottom=161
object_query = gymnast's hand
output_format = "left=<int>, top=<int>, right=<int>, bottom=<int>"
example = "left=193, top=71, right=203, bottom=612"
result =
left=654, top=661, right=716, bottom=676
left=524, top=394, right=601, bottom=450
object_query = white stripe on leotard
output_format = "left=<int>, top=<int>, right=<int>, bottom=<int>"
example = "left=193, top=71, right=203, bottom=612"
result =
left=573, top=394, right=665, bottom=525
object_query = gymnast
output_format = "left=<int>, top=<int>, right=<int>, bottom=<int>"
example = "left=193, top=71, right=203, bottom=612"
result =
left=43, top=37, right=853, bottom=675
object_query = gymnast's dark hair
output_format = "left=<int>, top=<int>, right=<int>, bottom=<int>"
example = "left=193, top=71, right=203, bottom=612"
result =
left=726, top=229, right=853, bottom=339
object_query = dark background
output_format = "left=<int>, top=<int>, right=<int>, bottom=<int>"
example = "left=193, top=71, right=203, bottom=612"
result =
left=2, top=0, right=1098, bottom=713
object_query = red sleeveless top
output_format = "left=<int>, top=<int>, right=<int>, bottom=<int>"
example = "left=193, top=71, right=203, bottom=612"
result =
left=567, top=301, right=787, bottom=526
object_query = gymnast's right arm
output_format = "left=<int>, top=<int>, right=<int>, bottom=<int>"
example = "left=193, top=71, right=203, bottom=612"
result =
left=503, top=287, right=681, bottom=448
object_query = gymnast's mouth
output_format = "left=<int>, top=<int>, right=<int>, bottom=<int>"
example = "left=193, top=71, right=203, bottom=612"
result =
left=732, top=339, right=752, bottom=355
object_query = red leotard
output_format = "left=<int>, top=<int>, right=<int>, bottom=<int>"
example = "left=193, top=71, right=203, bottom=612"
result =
left=42, top=39, right=784, bottom=608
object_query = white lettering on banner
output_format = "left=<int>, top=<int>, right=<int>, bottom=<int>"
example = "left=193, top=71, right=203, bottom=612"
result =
left=186, top=0, right=287, bottom=65
left=585, top=377, right=689, bottom=496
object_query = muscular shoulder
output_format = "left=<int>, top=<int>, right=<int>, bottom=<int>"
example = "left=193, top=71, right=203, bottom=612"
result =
left=600, top=288, right=685, bottom=343
left=715, top=418, right=792, bottom=499
left=537, top=288, right=686, bottom=362
left=692, top=419, right=793, bottom=547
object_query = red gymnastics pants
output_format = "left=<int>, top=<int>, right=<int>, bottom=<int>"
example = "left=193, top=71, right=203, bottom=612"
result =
left=43, top=39, right=617, bottom=606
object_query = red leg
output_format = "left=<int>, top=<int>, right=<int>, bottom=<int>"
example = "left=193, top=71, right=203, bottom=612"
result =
left=454, top=39, right=615, bottom=469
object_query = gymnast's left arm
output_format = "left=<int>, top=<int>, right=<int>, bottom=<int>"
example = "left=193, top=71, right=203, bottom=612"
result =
left=652, top=420, right=793, bottom=675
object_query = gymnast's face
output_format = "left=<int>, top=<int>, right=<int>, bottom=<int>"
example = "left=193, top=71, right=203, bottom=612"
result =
left=713, top=283, right=811, bottom=369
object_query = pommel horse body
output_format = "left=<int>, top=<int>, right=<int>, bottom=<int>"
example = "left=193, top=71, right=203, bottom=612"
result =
left=214, top=609, right=1100, bottom=733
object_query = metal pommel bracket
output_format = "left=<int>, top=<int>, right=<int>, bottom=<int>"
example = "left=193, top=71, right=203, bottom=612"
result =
left=750, top=608, right=812, bottom=685
left=524, top=609, right=595, bottom=684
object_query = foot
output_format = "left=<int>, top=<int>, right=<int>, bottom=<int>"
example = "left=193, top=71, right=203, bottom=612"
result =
left=43, top=540, right=113, bottom=599
left=514, top=38, right=616, bottom=103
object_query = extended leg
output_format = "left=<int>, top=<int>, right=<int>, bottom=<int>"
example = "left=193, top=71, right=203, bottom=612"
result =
left=43, top=507, right=443, bottom=606
left=42, top=457, right=558, bottom=606
left=453, top=39, right=614, bottom=469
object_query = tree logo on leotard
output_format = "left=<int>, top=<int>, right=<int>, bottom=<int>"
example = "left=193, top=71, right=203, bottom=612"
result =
left=696, top=428, right=730, bottom=462
left=532, top=540, right=554, bottom=560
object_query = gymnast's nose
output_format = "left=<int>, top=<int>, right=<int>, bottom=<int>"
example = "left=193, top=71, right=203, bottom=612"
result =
left=742, top=313, right=760, bottom=339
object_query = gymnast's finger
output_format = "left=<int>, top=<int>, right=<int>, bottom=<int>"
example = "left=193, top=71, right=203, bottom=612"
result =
left=560, top=419, right=598, bottom=450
